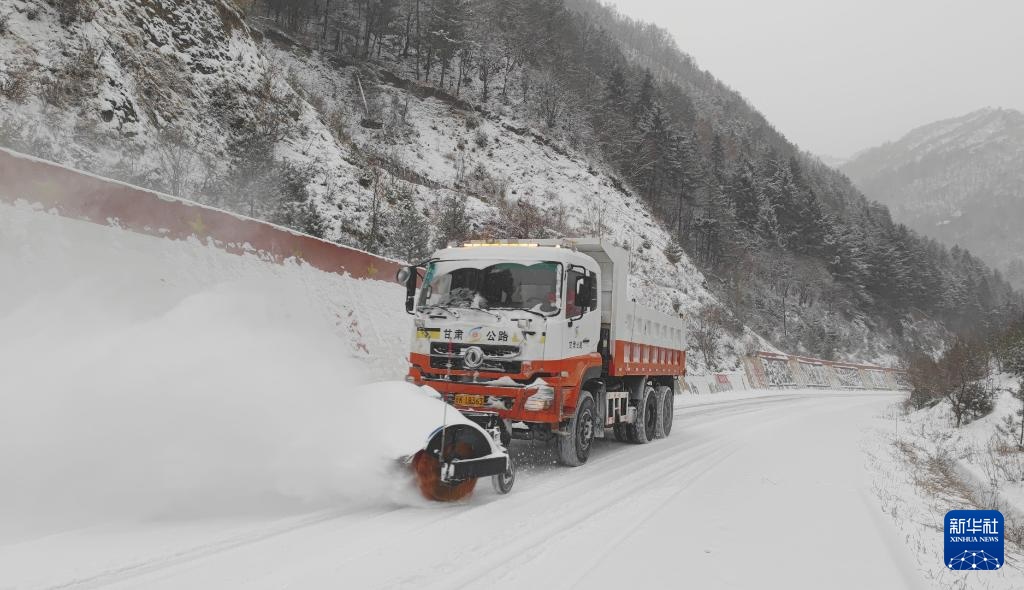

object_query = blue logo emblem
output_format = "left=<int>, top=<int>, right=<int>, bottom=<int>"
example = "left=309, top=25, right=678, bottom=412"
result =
left=944, top=510, right=1003, bottom=570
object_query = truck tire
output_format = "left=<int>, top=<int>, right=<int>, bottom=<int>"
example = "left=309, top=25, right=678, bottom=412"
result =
left=491, top=454, right=515, bottom=494
left=557, top=391, right=596, bottom=466
left=655, top=385, right=673, bottom=438
left=630, top=383, right=658, bottom=444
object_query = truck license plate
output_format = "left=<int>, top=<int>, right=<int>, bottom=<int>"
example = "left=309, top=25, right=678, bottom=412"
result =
left=454, top=394, right=485, bottom=407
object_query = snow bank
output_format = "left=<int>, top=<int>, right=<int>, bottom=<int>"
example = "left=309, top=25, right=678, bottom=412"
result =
left=863, top=380, right=1024, bottom=587
left=902, top=381, right=1024, bottom=516
left=0, top=202, right=442, bottom=542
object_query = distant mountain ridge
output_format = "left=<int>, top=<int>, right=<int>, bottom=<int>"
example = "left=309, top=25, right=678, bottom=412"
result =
left=842, top=108, right=1024, bottom=288
left=1, top=0, right=1019, bottom=363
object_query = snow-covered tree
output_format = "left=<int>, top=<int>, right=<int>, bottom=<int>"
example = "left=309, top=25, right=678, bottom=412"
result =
left=433, top=192, right=469, bottom=249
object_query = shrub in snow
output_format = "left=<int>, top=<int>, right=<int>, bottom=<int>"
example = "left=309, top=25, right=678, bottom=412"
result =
left=464, top=162, right=505, bottom=199
left=0, top=66, right=32, bottom=104
left=433, top=193, right=469, bottom=249
left=689, top=304, right=729, bottom=371
left=54, top=0, right=96, bottom=26
left=1013, top=380, right=1024, bottom=449
left=324, top=106, right=350, bottom=143
left=955, top=382, right=996, bottom=427
left=271, top=164, right=328, bottom=239
left=482, top=196, right=548, bottom=240
left=39, top=42, right=101, bottom=110
left=663, top=239, right=684, bottom=265
left=908, top=337, right=995, bottom=426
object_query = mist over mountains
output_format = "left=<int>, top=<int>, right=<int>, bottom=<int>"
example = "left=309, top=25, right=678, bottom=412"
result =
left=843, top=107, right=1024, bottom=290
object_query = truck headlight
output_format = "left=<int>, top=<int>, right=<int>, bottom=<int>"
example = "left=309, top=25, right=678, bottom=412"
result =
left=524, top=384, right=555, bottom=411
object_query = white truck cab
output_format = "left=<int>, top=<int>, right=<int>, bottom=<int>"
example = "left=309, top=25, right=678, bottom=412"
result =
left=397, top=238, right=686, bottom=467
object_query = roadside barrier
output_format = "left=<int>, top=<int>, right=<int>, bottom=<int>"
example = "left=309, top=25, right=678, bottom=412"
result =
left=0, top=147, right=403, bottom=282
left=742, top=351, right=910, bottom=390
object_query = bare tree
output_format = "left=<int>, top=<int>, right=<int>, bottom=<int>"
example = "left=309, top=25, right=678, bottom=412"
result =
left=455, top=43, right=474, bottom=98
left=474, top=38, right=502, bottom=102
left=689, top=304, right=726, bottom=371
left=363, top=166, right=389, bottom=252
left=532, top=70, right=568, bottom=129
left=498, top=36, right=521, bottom=100
left=1013, top=380, right=1024, bottom=449
left=940, top=337, right=993, bottom=428
left=155, top=126, right=195, bottom=198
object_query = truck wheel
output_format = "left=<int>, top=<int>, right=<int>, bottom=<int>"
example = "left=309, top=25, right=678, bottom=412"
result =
left=655, top=385, right=674, bottom=438
left=557, top=391, right=596, bottom=466
left=492, top=454, right=515, bottom=494
left=630, top=384, right=658, bottom=444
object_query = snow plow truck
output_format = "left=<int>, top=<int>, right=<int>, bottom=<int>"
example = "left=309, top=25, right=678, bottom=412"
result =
left=396, top=238, right=687, bottom=501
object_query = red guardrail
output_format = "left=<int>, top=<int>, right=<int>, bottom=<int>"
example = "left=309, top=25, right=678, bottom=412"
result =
left=0, top=148, right=402, bottom=282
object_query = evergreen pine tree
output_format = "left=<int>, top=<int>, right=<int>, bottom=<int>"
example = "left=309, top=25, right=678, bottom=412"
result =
left=391, top=198, right=431, bottom=262
left=434, top=192, right=469, bottom=249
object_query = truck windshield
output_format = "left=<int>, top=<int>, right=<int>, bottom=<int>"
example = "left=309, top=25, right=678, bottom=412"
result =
left=418, top=260, right=560, bottom=313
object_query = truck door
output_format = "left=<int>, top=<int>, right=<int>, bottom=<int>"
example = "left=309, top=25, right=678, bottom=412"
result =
left=560, top=265, right=600, bottom=359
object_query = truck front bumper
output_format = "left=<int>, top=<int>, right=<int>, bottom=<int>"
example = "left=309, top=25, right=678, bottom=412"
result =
left=407, top=366, right=565, bottom=424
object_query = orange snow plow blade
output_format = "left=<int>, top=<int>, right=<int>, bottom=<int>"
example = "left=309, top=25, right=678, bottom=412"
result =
left=409, top=423, right=511, bottom=502
left=411, top=446, right=478, bottom=502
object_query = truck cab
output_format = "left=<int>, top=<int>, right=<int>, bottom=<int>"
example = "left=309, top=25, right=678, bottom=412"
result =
left=398, top=239, right=685, bottom=467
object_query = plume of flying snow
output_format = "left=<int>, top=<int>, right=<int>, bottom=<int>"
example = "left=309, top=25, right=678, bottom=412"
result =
left=0, top=202, right=448, bottom=541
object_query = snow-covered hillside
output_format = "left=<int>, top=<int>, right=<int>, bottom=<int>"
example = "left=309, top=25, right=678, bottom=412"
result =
left=0, top=0, right=372, bottom=232
left=0, top=0, right=771, bottom=370
left=267, top=41, right=733, bottom=328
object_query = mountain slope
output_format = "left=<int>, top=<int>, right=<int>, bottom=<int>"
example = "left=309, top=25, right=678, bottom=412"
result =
left=842, top=108, right=1024, bottom=289
left=1, top=0, right=1018, bottom=364
left=0, top=0, right=763, bottom=371
left=563, top=0, right=1019, bottom=350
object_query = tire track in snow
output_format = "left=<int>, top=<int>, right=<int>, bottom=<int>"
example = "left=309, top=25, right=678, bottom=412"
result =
left=86, top=391, right=795, bottom=589
left=439, top=438, right=745, bottom=590
left=391, top=393, right=900, bottom=589
left=43, top=506, right=402, bottom=590
left=375, top=394, right=839, bottom=588
left=45, top=392, right=890, bottom=589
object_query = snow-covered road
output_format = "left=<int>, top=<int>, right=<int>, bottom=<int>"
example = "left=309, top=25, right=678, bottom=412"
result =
left=1, top=390, right=925, bottom=590
left=1, top=204, right=928, bottom=589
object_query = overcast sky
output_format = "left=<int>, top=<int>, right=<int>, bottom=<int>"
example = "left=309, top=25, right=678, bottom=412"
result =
left=605, top=0, right=1024, bottom=158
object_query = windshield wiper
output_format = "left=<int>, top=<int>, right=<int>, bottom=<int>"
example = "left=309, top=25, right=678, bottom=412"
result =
left=493, top=307, right=557, bottom=319
left=420, top=304, right=460, bottom=317
left=462, top=306, right=502, bottom=320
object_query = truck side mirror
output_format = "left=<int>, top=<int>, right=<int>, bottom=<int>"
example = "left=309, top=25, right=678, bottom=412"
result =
left=578, top=275, right=597, bottom=311
left=396, top=266, right=417, bottom=313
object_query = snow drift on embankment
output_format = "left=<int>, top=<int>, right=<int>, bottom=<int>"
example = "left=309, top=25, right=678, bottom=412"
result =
left=0, top=201, right=449, bottom=541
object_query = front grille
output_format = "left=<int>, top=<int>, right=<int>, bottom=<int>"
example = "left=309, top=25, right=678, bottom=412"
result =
left=429, top=342, right=520, bottom=358
left=429, top=356, right=522, bottom=374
